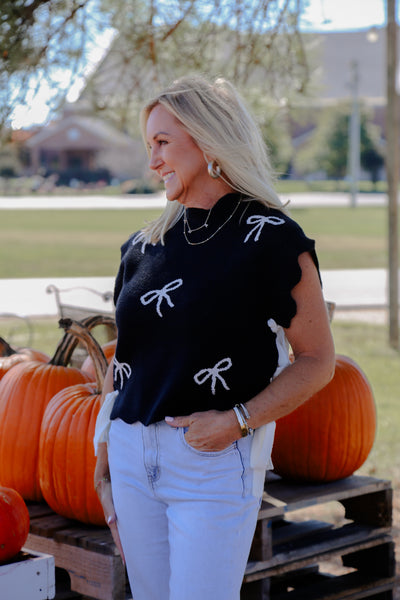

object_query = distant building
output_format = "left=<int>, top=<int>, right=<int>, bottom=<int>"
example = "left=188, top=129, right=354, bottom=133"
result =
left=23, top=101, right=147, bottom=185
left=17, top=27, right=397, bottom=184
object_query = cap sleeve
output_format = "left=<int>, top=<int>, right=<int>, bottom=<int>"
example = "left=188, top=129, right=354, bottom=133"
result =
left=268, top=218, right=320, bottom=328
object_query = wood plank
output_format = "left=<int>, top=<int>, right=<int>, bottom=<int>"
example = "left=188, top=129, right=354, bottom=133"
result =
left=27, top=503, right=116, bottom=556
left=25, top=533, right=126, bottom=600
left=245, top=530, right=393, bottom=580
left=342, top=488, right=393, bottom=527
left=270, top=571, right=396, bottom=600
left=271, top=519, right=334, bottom=546
left=29, top=514, right=77, bottom=538
left=54, top=527, right=115, bottom=555
left=27, top=502, right=55, bottom=519
left=264, top=474, right=392, bottom=513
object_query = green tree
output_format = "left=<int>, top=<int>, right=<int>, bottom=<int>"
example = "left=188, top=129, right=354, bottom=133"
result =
left=293, top=104, right=384, bottom=184
left=361, top=148, right=384, bottom=186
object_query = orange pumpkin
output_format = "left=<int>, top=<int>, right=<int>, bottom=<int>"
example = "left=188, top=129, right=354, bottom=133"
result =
left=0, top=329, right=91, bottom=501
left=39, top=319, right=109, bottom=525
left=0, top=486, right=30, bottom=563
left=271, top=354, right=376, bottom=482
left=0, top=337, right=49, bottom=382
left=81, top=338, right=116, bottom=379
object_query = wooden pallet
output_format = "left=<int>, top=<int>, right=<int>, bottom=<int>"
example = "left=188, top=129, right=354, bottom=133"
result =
left=25, top=474, right=397, bottom=600
left=241, top=473, right=396, bottom=600
left=26, top=503, right=125, bottom=600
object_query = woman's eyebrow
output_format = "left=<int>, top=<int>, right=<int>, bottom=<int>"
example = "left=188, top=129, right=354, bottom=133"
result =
left=153, top=131, right=170, bottom=139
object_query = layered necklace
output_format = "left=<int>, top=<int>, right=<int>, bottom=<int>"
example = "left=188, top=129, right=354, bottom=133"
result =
left=183, top=199, right=242, bottom=246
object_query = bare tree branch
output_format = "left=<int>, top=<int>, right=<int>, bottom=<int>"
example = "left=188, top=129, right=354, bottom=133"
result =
left=1, top=0, right=311, bottom=135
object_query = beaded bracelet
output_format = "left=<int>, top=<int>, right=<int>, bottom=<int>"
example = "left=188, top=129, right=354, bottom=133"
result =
left=95, top=475, right=111, bottom=491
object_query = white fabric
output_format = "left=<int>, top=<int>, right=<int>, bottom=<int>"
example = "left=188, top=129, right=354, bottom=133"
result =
left=93, top=390, right=118, bottom=455
left=250, top=421, right=276, bottom=496
left=249, top=318, right=291, bottom=495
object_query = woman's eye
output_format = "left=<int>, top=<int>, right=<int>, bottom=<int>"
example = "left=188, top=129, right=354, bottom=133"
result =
left=158, top=139, right=167, bottom=145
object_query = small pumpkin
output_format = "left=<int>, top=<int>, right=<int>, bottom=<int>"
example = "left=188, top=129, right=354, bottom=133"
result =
left=0, top=486, right=30, bottom=563
left=0, top=337, right=49, bottom=382
left=0, top=328, right=91, bottom=501
left=271, top=354, right=376, bottom=482
left=39, top=318, right=109, bottom=525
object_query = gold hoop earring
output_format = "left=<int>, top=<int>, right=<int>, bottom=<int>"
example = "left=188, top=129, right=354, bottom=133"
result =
left=208, top=160, right=221, bottom=179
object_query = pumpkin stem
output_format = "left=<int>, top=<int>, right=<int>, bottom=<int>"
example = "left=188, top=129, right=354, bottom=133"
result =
left=59, top=318, right=109, bottom=393
left=49, top=315, right=116, bottom=367
left=0, top=337, right=16, bottom=357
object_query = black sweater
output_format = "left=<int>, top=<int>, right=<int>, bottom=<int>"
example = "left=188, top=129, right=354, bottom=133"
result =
left=110, top=193, right=319, bottom=426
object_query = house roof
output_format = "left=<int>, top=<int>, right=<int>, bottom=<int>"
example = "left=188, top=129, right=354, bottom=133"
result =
left=25, top=108, right=136, bottom=150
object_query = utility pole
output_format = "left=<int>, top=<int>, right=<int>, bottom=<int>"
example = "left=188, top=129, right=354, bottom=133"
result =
left=348, top=60, right=360, bottom=208
left=386, top=0, right=399, bottom=348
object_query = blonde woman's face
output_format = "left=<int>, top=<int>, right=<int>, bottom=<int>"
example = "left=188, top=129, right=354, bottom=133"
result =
left=146, top=104, right=211, bottom=207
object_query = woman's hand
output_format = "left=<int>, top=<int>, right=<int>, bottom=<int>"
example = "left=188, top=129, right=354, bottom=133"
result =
left=95, top=478, right=125, bottom=565
left=165, top=409, right=240, bottom=451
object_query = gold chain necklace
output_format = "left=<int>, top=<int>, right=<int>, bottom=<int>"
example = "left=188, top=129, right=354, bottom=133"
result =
left=183, top=199, right=242, bottom=246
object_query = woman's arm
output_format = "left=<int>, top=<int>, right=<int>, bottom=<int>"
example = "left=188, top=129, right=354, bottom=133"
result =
left=244, top=251, right=335, bottom=428
left=94, top=359, right=125, bottom=564
left=166, top=251, right=336, bottom=450
left=94, top=360, right=114, bottom=485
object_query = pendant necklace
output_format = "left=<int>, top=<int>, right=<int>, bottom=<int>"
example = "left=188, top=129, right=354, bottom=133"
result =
left=183, top=199, right=242, bottom=246
left=183, top=205, right=213, bottom=233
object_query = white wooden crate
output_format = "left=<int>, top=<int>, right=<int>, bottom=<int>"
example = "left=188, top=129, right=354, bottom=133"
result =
left=0, top=548, right=55, bottom=600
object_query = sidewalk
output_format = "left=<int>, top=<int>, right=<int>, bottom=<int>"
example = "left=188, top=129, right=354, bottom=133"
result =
left=0, top=190, right=388, bottom=210
left=0, top=269, right=389, bottom=322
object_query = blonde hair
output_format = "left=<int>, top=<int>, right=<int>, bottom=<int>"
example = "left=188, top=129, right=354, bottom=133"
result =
left=138, top=75, right=286, bottom=245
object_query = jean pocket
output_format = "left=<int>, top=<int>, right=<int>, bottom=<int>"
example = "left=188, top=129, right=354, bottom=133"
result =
left=179, top=427, right=235, bottom=457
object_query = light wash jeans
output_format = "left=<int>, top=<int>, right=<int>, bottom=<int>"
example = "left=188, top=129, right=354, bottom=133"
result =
left=108, top=418, right=267, bottom=600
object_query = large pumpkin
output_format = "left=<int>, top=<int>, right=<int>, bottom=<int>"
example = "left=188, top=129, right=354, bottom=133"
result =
left=271, top=354, right=376, bottom=482
left=0, top=337, right=49, bottom=382
left=39, top=319, right=109, bottom=525
left=0, top=486, right=30, bottom=563
left=0, top=329, right=91, bottom=501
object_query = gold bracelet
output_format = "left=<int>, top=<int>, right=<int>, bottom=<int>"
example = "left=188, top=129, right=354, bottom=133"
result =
left=95, top=475, right=111, bottom=491
left=233, top=404, right=254, bottom=437
left=233, top=405, right=250, bottom=437
left=238, top=403, right=254, bottom=435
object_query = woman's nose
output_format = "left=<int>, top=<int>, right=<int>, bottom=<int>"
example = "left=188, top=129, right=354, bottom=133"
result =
left=149, top=149, right=162, bottom=171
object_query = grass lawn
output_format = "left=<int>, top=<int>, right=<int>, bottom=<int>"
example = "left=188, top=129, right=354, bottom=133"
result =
left=0, top=209, right=159, bottom=278
left=0, top=204, right=395, bottom=277
left=331, top=319, right=400, bottom=486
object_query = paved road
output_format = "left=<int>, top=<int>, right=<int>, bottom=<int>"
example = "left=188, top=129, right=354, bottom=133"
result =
left=0, top=192, right=394, bottom=322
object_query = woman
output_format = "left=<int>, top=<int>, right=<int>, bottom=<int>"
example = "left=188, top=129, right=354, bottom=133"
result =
left=94, top=75, right=335, bottom=600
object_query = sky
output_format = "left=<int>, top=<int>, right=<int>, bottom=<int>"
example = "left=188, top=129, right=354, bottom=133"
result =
left=10, top=0, right=394, bottom=129
left=300, top=0, right=388, bottom=32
